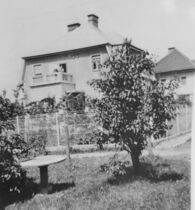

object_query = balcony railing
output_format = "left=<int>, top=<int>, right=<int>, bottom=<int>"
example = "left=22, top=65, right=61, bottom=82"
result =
left=46, top=73, right=73, bottom=83
left=31, top=73, right=73, bottom=87
left=32, top=75, right=44, bottom=84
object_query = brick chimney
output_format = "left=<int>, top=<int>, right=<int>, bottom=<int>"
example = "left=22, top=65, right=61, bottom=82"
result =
left=87, top=14, right=99, bottom=27
left=168, top=47, right=175, bottom=53
left=67, top=23, right=81, bottom=32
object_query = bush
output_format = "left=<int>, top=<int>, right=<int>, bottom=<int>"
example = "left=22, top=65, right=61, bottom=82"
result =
left=100, top=154, right=132, bottom=183
left=25, top=135, right=47, bottom=160
left=76, top=130, right=109, bottom=150
left=0, top=134, right=28, bottom=196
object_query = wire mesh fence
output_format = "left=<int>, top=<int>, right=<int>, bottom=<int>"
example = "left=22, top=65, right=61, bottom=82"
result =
left=11, top=104, right=192, bottom=147
left=14, top=112, right=96, bottom=147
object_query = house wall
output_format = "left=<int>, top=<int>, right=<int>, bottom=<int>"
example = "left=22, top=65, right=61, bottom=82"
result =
left=23, top=46, right=108, bottom=102
left=156, top=69, right=195, bottom=97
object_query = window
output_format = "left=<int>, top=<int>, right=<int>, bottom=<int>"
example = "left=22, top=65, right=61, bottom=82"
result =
left=161, top=78, right=166, bottom=83
left=181, top=76, right=186, bottom=85
left=178, top=94, right=191, bottom=105
left=59, top=63, right=67, bottom=73
left=33, top=64, right=42, bottom=76
left=91, top=55, right=101, bottom=71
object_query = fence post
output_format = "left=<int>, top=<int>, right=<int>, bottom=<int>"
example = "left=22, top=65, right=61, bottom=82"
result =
left=55, top=112, right=60, bottom=146
left=64, top=124, right=70, bottom=162
left=64, top=111, right=70, bottom=160
left=16, top=116, right=20, bottom=134
left=185, top=104, right=188, bottom=132
left=24, top=115, right=28, bottom=142
left=148, top=135, right=154, bottom=155
left=165, top=119, right=168, bottom=137
left=64, top=112, right=74, bottom=183
left=176, top=108, right=180, bottom=134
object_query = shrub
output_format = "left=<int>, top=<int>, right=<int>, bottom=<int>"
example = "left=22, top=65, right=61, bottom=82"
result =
left=0, top=133, right=47, bottom=207
left=100, top=154, right=132, bottom=183
left=0, top=134, right=28, bottom=196
left=76, top=130, right=108, bottom=149
left=25, top=135, right=47, bottom=160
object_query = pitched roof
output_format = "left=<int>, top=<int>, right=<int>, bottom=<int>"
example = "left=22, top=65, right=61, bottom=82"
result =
left=155, top=48, right=195, bottom=73
left=23, top=23, right=127, bottom=59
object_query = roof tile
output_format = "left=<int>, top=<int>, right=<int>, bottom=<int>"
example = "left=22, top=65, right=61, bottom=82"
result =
left=23, top=24, right=125, bottom=58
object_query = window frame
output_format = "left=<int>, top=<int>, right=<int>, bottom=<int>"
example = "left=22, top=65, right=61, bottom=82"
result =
left=33, top=64, right=43, bottom=76
left=59, top=63, right=67, bottom=73
left=161, top=78, right=166, bottom=83
left=91, top=54, right=101, bottom=72
left=180, top=76, right=186, bottom=85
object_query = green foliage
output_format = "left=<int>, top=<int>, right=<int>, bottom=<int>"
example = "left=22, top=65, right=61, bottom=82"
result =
left=0, top=93, right=28, bottom=197
left=5, top=156, right=190, bottom=210
left=0, top=134, right=27, bottom=195
left=0, top=94, right=24, bottom=120
left=25, top=92, right=85, bottom=115
left=177, top=94, right=192, bottom=106
left=58, top=92, right=85, bottom=113
left=25, top=97, right=57, bottom=115
left=101, top=154, right=184, bottom=183
left=77, top=130, right=108, bottom=149
left=23, top=135, right=47, bottom=160
left=101, top=158, right=130, bottom=178
left=89, top=41, right=178, bottom=172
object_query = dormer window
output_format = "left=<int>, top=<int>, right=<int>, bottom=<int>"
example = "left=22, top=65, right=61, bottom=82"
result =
left=91, top=55, right=101, bottom=71
left=59, top=63, right=67, bottom=73
left=33, top=64, right=42, bottom=76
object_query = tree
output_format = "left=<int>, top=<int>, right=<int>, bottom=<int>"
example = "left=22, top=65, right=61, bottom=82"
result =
left=89, top=41, right=178, bottom=174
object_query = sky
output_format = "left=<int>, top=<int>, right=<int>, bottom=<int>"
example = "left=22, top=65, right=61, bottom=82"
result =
left=0, top=0, right=195, bottom=98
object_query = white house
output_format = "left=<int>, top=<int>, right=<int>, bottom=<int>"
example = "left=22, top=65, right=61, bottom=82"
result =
left=21, top=14, right=141, bottom=103
left=155, top=47, right=195, bottom=101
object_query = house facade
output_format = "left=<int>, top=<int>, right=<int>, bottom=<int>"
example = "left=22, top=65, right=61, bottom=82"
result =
left=155, top=47, right=195, bottom=101
left=21, top=14, right=141, bottom=103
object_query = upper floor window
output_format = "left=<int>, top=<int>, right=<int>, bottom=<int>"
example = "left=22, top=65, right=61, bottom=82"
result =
left=181, top=76, right=186, bottom=85
left=91, top=55, right=101, bottom=71
left=59, top=63, right=67, bottom=73
left=33, top=64, right=42, bottom=76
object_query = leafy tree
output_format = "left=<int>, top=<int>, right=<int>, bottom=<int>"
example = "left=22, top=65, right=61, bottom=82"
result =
left=89, top=41, right=178, bottom=174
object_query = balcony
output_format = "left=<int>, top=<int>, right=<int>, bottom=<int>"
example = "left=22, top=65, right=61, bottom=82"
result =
left=31, top=73, right=74, bottom=87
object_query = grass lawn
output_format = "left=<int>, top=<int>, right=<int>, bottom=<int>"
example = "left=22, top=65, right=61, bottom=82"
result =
left=3, top=153, right=190, bottom=210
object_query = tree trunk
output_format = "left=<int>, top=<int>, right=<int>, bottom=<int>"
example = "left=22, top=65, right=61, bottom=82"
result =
left=131, top=150, right=140, bottom=175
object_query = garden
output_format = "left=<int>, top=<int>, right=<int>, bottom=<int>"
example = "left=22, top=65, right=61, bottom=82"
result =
left=2, top=153, right=190, bottom=210
left=0, top=41, right=191, bottom=209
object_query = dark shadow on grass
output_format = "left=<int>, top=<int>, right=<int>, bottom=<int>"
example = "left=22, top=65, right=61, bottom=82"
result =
left=0, top=178, right=75, bottom=209
left=49, top=182, right=75, bottom=194
left=0, top=177, right=38, bottom=209
left=107, top=161, right=184, bottom=185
